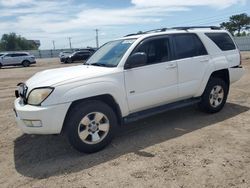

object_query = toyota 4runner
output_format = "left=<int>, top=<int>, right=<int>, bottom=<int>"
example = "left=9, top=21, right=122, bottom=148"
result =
left=14, top=26, right=244, bottom=153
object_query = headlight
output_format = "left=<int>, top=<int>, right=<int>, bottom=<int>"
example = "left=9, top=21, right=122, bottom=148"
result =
left=27, top=87, right=54, bottom=105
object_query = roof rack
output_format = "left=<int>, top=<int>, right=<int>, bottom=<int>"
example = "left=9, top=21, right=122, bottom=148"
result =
left=124, top=26, right=221, bottom=37
left=171, top=26, right=221, bottom=30
left=144, top=28, right=168, bottom=34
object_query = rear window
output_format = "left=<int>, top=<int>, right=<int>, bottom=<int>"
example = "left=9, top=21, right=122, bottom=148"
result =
left=173, top=33, right=207, bottom=59
left=205, top=33, right=236, bottom=51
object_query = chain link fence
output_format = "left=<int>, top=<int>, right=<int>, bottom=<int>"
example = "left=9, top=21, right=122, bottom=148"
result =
left=234, top=36, right=250, bottom=51
left=1, top=37, right=250, bottom=59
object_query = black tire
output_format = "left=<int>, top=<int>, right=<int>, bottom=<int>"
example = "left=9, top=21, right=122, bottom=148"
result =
left=22, top=60, right=30, bottom=67
left=0, top=63, right=2, bottom=69
left=65, top=100, right=117, bottom=153
left=67, top=58, right=73, bottom=63
left=199, top=77, right=228, bottom=113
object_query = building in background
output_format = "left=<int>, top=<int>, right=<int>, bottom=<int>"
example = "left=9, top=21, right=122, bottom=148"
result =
left=28, top=40, right=41, bottom=49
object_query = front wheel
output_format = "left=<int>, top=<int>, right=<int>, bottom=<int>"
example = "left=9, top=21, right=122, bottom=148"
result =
left=65, top=100, right=117, bottom=153
left=199, top=77, right=228, bottom=113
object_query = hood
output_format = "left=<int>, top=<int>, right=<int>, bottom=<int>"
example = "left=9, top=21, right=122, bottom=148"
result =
left=26, top=65, right=116, bottom=88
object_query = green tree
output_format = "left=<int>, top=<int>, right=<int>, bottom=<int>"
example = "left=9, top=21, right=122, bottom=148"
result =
left=220, top=13, right=250, bottom=36
left=0, top=33, right=39, bottom=51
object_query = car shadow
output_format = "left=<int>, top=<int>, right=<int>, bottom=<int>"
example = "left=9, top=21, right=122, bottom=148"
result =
left=13, top=102, right=249, bottom=179
left=0, top=65, right=35, bottom=69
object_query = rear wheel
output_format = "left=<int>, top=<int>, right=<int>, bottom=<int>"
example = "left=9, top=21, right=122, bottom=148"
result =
left=65, top=100, right=117, bottom=153
left=0, top=63, right=2, bottom=69
left=22, top=60, right=30, bottom=67
left=199, top=77, right=228, bottom=113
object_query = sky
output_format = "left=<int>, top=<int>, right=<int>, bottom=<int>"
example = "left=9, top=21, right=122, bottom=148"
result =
left=0, top=0, right=249, bottom=49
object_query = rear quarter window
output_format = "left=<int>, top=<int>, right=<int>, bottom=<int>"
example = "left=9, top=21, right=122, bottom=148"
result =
left=173, top=33, right=207, bottom=60
left=205, top=33, right=236, bottom=51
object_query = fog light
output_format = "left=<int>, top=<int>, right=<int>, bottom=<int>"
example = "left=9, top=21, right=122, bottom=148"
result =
left=23, top=120, right=42, bottom=127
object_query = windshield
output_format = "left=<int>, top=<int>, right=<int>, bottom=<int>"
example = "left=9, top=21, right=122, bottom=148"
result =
left=0, top=53, right=5, bottom=57
left=85, top=39, right=136, bottom=67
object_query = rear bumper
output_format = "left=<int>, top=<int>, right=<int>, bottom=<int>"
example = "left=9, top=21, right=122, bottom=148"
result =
left=229, top=66, right=245, bottom=84
left=14, top=98, right=71, bottom=134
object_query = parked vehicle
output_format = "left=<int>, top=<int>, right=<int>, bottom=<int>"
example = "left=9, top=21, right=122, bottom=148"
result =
left=61, top=49, right=95, bottom=63
left=0, top=52, right=36, bottom=68
left=59, top=51, right=72, bottom=61
left=14, top=26, right=244, bottom=153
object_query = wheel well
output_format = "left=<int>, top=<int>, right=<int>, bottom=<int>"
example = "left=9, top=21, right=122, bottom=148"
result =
left=22, top=60, right=30, bottom=63
left=61, top=94, right=122, bottom=134
left=210, top=69, right=229, bottom=88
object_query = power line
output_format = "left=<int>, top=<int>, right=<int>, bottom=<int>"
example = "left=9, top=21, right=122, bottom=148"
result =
left=170, top=8, right=250, bottom=27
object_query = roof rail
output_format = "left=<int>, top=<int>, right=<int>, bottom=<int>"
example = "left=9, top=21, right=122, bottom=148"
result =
left=124, top=28, right=168, bottom=37
left=144, top=28, right=168, bottom=34
left=171, top=26, right=221, bottom=30
left=124, top=26, right=221, bottom=37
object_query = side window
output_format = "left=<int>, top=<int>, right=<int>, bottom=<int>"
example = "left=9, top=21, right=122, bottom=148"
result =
left=134, top=37, right=171, bottom=65
left=12, top=54, right=19, bottom=57
left=173, top=34, right=207, bottom=59
left=19, top=53, right=28, bottom=56
left=205, top=33, right=236, bottom=51
left=5, top=54, right=13, bottom=57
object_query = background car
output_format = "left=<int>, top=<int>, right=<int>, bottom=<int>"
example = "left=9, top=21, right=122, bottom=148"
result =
left=59, top=51, right=72, bottom=62
left=0, top=52, right=36, bottom=68
left=61, top=49, right=96, bottom=63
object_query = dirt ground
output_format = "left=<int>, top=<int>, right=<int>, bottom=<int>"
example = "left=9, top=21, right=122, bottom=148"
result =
left=0, top=54, right=250, bottom=188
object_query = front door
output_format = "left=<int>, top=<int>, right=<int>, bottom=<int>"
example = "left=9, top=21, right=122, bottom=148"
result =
left=2, top=54, right=14, bottom=65
left=124, top=36, right=178, bottom=113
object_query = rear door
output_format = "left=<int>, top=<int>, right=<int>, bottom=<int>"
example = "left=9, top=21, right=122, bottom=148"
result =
left=172, top=33, right=209, bottom=99
left=11, top=53, right=22, bottom=64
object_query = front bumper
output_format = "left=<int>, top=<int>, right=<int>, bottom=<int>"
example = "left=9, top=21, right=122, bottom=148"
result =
left=14, top=98, right=71, bottom=134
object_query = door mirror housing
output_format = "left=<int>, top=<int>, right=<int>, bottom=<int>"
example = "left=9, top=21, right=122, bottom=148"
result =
left=125, top=52, right=147, bottom=69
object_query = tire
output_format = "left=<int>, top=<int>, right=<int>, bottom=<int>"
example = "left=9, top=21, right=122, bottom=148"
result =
left=0, top=63, right=2, bottom=69
left=199, top=77, right=228, bottom=113
left=67, top=58, right=73, bottom=63
left=65, top=100, right=117, bottom=153
left=22, top=60, right=30, bottom=67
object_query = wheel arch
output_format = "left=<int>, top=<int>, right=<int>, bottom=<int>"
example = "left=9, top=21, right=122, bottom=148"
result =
left=22, top=59, right=31, bottom=63
left=209, top=69, right=230, bottom=89
left=199, top=68, right=230, bottom=97
left=61, top=94, right=123, bottom=134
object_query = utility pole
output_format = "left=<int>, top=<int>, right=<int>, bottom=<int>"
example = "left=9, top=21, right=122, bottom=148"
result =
left=95, top=29, right=99, bottom=48
left=68, top=37, right=72, bottom=49
left=52, top=40, right=55, bottom=50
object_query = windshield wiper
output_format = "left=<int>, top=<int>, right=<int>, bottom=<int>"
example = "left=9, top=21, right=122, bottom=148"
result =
left=87, top=62, right=115, bottom=67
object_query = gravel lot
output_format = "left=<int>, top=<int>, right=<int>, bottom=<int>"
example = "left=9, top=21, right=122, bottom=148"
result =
left=0, top=54, right=250, bottom=188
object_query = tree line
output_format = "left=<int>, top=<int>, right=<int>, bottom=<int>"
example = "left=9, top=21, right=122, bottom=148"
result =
left=0, top=33, right=38, bottom=51
left=220, top=13, right=250, bottom=36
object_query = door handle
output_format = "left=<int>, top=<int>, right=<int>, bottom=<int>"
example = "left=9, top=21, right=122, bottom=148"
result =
left=200, top=59, right=209, bottom=63
left=165, top=63, right=177, bottom=69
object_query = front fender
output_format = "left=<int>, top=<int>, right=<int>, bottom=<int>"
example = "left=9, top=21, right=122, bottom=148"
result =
left=44, top=81, right=129, bottom=117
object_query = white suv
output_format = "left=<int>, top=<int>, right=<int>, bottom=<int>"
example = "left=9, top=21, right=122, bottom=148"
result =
left=14, top=27, right=244, bottom=153
left=0, top=52, right=36, bottom=68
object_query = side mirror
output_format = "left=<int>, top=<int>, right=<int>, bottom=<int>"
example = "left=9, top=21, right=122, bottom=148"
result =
left=125, top=52, right=147, bottom=69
